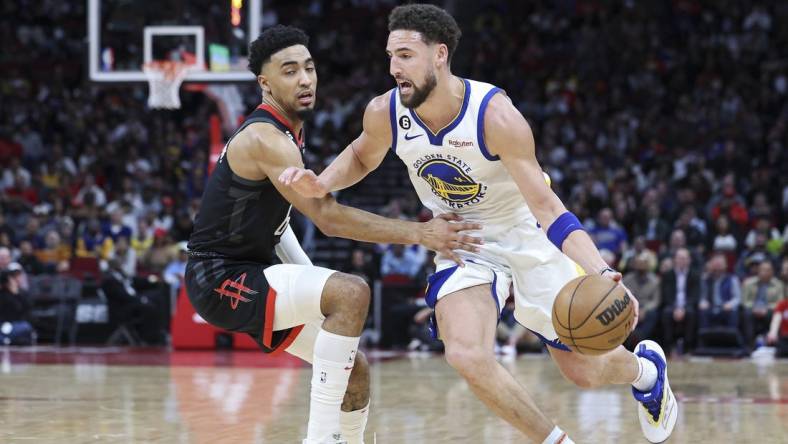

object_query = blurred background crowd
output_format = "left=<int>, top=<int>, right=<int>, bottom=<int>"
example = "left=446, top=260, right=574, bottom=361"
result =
left=0, top=0, right=786, bottom=357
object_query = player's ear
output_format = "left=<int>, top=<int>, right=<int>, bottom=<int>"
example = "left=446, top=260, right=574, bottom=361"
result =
left=435, top=43, right=449, bottom=67
left=258, top=74, right=271, bottom=95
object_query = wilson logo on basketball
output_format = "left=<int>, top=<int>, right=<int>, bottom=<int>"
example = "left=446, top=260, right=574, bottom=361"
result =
left=595, top=293, right=631, bottom=326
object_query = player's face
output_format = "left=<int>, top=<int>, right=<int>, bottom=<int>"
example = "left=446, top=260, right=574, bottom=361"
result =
left=386, top=30, right=441, bottom=109
left=260, top=45, right=317, bottom=120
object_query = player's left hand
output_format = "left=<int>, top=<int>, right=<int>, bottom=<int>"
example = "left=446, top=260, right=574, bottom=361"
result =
left=420, top=213, right=483, bottom=267
left=601, top=268, right=639, bottom=333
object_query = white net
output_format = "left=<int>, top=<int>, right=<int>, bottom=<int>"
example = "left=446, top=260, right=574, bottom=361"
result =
left=143, top=61, right=193, bottom=109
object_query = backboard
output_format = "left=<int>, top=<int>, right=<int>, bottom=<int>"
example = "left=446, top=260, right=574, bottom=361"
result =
left=88, top=0, right=261, bottom=82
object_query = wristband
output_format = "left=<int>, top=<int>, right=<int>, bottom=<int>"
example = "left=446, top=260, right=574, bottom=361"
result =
left=546, top=211, right=584, bottom=251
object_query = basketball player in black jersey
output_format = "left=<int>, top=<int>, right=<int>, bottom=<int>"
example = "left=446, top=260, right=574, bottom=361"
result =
left=185, top=25, right=481, bottom=444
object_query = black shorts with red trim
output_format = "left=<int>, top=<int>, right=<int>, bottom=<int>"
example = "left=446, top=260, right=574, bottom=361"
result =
left=184, top=257, right=302, bottom=353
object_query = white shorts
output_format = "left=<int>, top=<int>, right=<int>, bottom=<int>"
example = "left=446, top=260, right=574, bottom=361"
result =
left=263, top=264, right=334, bottom=362
left=426, top=221, right=583, bottom=345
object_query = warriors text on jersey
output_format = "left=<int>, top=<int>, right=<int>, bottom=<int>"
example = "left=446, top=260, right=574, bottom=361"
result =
left=187, top=104, right=304, bottom=265
left=389, top=78, right=536, bottom=239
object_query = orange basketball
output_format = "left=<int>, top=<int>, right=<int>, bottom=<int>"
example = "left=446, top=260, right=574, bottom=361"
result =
left=551, top=275, right=634, bottom=355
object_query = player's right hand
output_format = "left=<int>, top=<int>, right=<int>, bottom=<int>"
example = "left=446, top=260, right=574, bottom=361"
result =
left=420, top=213, right=483, bottom=267
left=278, top=167, right=328, bottom=198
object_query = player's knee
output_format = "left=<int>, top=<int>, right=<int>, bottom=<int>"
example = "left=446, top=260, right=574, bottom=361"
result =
left=444, top=345, right=491, bottom=382
left=342, top=273, right=370, bottom=316
left=326, top=273, right=370, bottom=320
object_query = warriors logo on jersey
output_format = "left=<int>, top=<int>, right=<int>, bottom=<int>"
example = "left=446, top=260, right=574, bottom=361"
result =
left=413, top=154, right=487, bottom=207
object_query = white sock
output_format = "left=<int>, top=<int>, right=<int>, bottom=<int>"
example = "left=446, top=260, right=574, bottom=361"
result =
left=306, top=329, right=360, bottom=442
left=632, top=356, right=658, bottom=392
left=340, top=401, right=369, bottom=444
left=542, top=426, right=574, bottom=444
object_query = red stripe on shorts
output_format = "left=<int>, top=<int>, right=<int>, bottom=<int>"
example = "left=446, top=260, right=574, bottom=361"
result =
left=262, top=287, right=277, bottom=348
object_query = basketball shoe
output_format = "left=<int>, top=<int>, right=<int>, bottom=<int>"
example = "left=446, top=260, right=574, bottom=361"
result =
left=631, top=340, right=678, bottom=443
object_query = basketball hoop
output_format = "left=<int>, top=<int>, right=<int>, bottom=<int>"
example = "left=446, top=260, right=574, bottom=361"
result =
left=143, top=61, right=194, bottom=109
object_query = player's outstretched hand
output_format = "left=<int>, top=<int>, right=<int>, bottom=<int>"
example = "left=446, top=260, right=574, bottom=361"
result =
left=420, top=213, right=483, bottom=267
left=278, top=167, right=329, bottom=198
left=601, top=268, right=640, bottom=332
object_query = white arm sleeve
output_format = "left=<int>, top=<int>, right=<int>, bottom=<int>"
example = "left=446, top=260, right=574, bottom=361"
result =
left=275, top=224, right=313, bottom=266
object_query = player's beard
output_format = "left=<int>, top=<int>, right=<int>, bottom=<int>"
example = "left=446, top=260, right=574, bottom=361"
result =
left=400, top=69, right=437, bottom=109
left=296, top=108, right=314, bottom=121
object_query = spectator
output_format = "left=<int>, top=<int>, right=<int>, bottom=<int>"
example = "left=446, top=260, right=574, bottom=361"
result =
left=0, top=268, right=35, bottom=345
left=709, top=214, right=738, bottom=253
left=660, top=248, right=701, bottom=354
left=0, top=213, right=16, bottom=244
left=623, top=252, right=661, bottom=346
left=101, top=258, right=163, bottom=344
left=0, top=246, right=12, bottom=270
left=131, top=218, right=154, bottom=259
left=708, top=174, right=749, bottom=230
left=742, top=261, right=784, bottom=347
left=15, top=124, right=44, bottom=168
left=589, top=207, right=628, bottom=256
left=16, top=240, right=43, bottom=275
left=35, top=230, right=71, bottom=273
left=75, top=218, right=113, bottom=259
left=73, top=174, right=106, bottom=207
left=673, top=206, right=706, bottom=249
left=618, top=235, right=657, bottom=273
left=743, top=218, right=782, bottom=255
left=108, top=236, right=137, bottom=278
left=345, top=248, right=376, bottom=286
left=103, top=208, right=133, bottom=243
left=163, top=242, right=188, bottom=294
left=380, top=244, right=424, bottom=279
left=141, top=230, right=173, bottom=274
left=698, top=254, right=742, bottom=330
left=661, top=229, right=688, bottom=262
left=735, top=233, right=775, bottom=277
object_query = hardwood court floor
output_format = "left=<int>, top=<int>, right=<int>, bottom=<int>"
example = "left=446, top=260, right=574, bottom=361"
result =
left=1, top=347, right=786, bottom=443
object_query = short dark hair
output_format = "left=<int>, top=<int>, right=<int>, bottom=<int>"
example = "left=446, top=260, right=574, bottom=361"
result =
left=388, top=4, right=462, bottom=64
left=248, top=25, right=310, bottom=76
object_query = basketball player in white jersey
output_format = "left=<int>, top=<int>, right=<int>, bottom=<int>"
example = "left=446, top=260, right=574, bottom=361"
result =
left=280, top=4, right=677, bottom=443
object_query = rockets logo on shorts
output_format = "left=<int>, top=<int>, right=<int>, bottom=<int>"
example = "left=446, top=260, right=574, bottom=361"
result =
left=213, top=272, right=257, bottom=310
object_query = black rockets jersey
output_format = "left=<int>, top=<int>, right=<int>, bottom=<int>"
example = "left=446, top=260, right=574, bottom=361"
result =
left=187, top=104, right=304, bottom=265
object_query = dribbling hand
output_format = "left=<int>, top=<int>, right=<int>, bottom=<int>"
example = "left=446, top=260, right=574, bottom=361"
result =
left=278, top=167, right=328, bottom=198
left=601, top=268, right=640, bottom=333
left=420, top=213, right=483, bottom=267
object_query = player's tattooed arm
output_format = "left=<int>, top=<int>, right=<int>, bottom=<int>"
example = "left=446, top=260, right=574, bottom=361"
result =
left=279, top=91, right=392, bottom=197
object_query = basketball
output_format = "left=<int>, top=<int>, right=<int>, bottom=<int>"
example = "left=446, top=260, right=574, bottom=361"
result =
left=552, top=275, right=634, bottom=355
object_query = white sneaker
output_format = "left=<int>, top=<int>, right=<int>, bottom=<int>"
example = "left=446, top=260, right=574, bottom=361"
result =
left=631, top=340, right=678, bottom=443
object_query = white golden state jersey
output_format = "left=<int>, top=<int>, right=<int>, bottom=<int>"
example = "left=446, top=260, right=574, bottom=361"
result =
left=389, top=78, right=537, bottom=240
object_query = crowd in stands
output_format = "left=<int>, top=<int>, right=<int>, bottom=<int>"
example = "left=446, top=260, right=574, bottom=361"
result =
left=0, top=1, right=787, bottom=355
